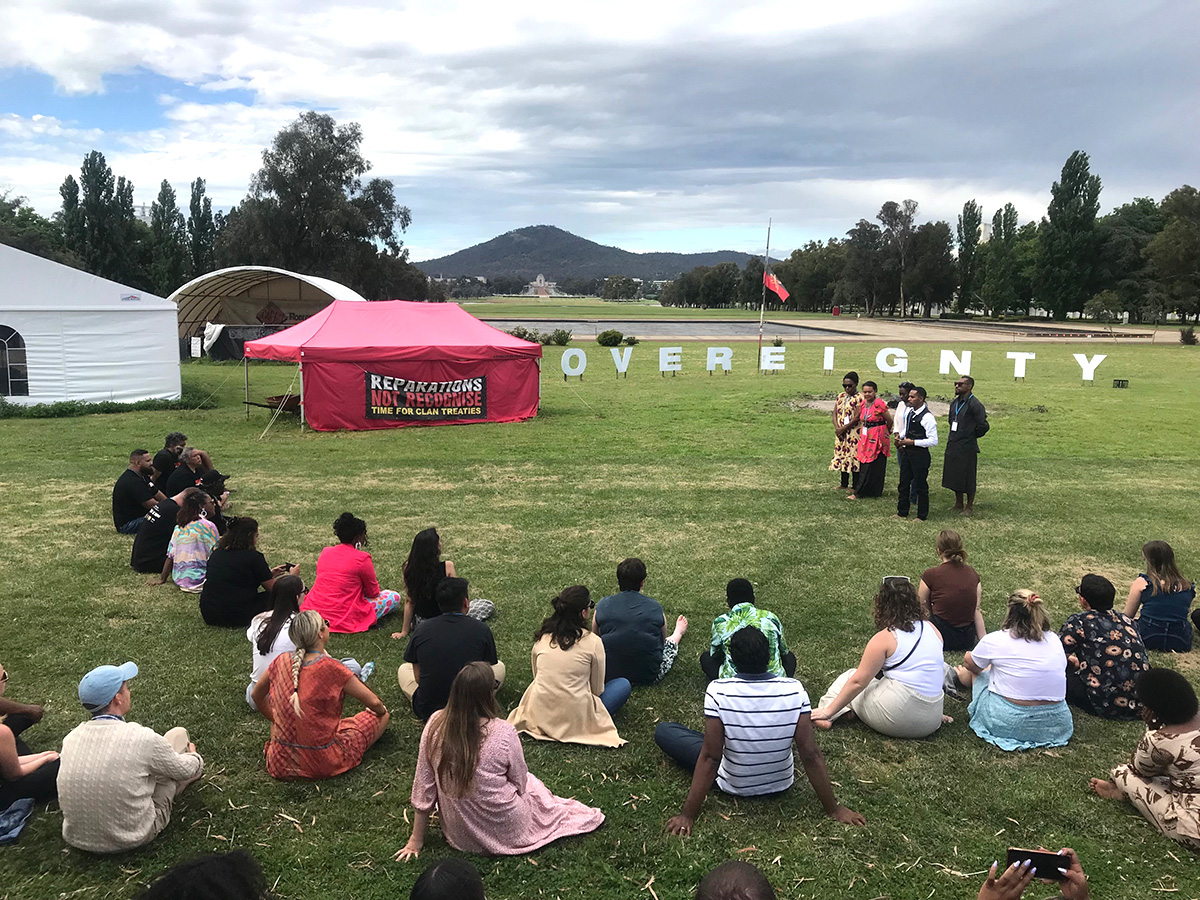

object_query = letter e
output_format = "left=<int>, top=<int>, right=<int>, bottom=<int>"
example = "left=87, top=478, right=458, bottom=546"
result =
left=659, top=346, right=682, bottom=373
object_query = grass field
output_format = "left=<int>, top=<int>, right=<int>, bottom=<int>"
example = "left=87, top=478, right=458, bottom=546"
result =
left=460, top=296, right=821, bottom=320
left=2, top=341, right=1198, bottom=899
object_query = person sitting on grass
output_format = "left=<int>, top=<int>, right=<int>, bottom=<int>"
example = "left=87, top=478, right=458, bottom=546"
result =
left=133, top=850, right=274, bottom=900
left=246, top=575, right=306, bottom=710
left=113, top=449, right=166, bottom=534
left=58, top=661, right=204, bottom=853
left=1123, top=540, right=1196, bottom=652
left=700, top=578, right=795, bottom=681
left=975, top=849, right=1090, bottom=900
left=947, top=590, right=1073, bottom=752
left=1090, top=668, right=1200, bottom=852
left=1059, top=574, right=1149, bottom=720
left=302, top=513, right=401, bottom=633
left=508, top=585, right=629, bottom=747
left=130, top=486, right=202, bottom=574
left=399, top=577, right=505, bottom=721
left=201, top=517, right=294, bottom=628
left=146, top=489, right=219, bottom=593
left=252, top=611, right=388, bottom=781
left=594, top=557, right=687, bottom=685
left=396, top=662, right=605, bottom=860
left=917, top=529, right=985, bottom=651
left=695, top=860, right=776, bottom=900
left=394, top=527, right=494, bottom=639
left=812, top=576, right=949, bottom=738
left=410, top=858, right=486, bottom=900
left=0, top=660, right=60, bottom=810
left=656, top=626, right=865, bottom=835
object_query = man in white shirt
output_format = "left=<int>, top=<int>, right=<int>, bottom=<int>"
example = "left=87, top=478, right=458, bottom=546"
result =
left=58, top=662, right=204, bottom=853
left=894, top=386, right=939, bottom=521
left=656, top=627, right=864, bottom=835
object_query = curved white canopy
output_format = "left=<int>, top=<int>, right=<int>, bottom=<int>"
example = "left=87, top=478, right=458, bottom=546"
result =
left=168, top=266, right=367, bottom=337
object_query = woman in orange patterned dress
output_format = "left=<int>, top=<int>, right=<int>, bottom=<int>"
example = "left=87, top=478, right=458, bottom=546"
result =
left=251, top=610, right=390, bottom=780
left=829, top=371, right=863, bottom=489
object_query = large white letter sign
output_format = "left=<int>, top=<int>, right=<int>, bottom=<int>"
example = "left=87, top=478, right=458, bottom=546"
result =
left=760, top=346, right=786, bottom=371
left=659, top=346, right=683, bottom=373
left=823, top=346, right=835, bottom=372
left=875, top=347, right=909, bottom=374
left=610, top=347, right=632, bottom=374
left=561, top=348, right=587, bottom=377
left=1073, top=353, right=1107, bottom=382
left=707, top=347, right=733, bottom=372
left=939, top=349, right=972, bottom=376
left=1007, top=352, right=1036, bottom=378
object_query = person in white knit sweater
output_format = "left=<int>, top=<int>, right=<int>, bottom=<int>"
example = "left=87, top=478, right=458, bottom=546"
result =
left=58, top=662, right=204, bottom=853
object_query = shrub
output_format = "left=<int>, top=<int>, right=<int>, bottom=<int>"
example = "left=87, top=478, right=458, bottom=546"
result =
left=1182, top=326, right=1197, bottom=346
left=549, top=329, right=573, bottom=346
left=596, top=329, right=624, bottom=347
left=772, top=336, right=784, bottom=347
left=623, top=335, right=639, bottom=346
left=506, top=326, right=537, bottom=342
left=537, top=332, right=553, bottom=345
left=0, top=385, right=217, bottom=419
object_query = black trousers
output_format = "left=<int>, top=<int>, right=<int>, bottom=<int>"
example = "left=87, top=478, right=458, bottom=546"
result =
left=897, top=447, right=931, bottom=520
left=0, top=713, right=59, bottom=807
left=930, top=613, right=977, bottom=651
left=700, top=649, right=796, bottom=682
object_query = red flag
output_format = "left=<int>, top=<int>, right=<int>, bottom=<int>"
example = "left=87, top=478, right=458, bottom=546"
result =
left=763, top=271, right=789, bottom=302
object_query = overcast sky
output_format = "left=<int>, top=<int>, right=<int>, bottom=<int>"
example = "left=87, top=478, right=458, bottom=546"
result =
left=1, top=0, right=1196, bottom=260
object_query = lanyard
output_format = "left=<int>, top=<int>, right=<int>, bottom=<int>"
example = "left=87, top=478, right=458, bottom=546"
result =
left=952, top=395, right=972, bottom=422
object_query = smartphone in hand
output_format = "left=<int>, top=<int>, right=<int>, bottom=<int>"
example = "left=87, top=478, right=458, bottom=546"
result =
left=1006, top=848, right=1069, bottom=880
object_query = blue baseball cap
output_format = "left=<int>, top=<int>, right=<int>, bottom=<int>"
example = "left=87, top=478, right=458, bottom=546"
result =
left=78, top=662, right=138, bottom=710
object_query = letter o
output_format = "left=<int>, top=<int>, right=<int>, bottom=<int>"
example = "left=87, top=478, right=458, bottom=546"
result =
left=561, top=348, right=587, bottom=377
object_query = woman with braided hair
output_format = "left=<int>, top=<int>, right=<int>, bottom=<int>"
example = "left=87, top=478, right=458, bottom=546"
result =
left=950, top=589, right=1073, bottom=751
left=508, top=586, right=629, bottom=747
left=251, top=610, right=389, bottom=780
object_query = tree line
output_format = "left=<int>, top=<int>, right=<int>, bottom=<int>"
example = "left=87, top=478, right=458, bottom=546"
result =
left=0, top=111, right=431, bottom=301
left=660, top=152, right=1199, bottom=322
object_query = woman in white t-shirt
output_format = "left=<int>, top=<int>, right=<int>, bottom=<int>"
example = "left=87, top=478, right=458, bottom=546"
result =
left=246, top=575, right=304, bottom=710
left=812, top=577, right=948, bottom=738
left=951, top=589, right=1073, bottom=751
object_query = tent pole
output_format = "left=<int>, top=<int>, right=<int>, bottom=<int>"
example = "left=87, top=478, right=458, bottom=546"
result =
left=244, top=357, right=249, bottom=420
left=298, top=357, right=305, bottom=431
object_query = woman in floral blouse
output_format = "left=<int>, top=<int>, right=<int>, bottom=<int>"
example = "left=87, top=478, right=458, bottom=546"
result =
left=1059, top=574, right=1149, bottom=720
left=829, top=371, right=864, bottom=489
left=1091, top=668, right=1200, bottom=851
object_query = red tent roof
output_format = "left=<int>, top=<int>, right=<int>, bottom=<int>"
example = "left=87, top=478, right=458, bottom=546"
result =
left=243, top=300, right=543, bottom=363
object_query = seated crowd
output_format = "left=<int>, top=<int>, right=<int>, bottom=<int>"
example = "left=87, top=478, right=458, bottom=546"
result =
left=6, top=444, right=1190, bottom=894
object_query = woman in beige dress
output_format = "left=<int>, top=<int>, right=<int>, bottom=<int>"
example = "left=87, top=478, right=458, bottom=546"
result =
left=508, top=586, right=628, bottom=748
left=1091, top=668, right=1200, bottom=851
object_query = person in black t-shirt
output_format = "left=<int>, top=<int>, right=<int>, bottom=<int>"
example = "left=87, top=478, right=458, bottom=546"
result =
left=112, top=450, right=166, bottom=534
left=164, top=447, right=207, bottom=496
left=151, top=432, right=187, bottom=487
left=398, top=578, right=504, bottom=720
left=200, top=517, right=293, bottom=627
left=198, top=470, right=232, bottom=536
left=130, top=487, right=198, bottom=573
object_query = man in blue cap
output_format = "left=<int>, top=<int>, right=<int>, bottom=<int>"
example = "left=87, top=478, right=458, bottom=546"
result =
left=58, top=662, right=204, bottom=853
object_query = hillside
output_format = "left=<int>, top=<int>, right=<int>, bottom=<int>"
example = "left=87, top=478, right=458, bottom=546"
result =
left=414, top=225, right=766, bottom=281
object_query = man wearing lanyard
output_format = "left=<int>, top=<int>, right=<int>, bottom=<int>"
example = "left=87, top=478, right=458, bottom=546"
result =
left=942, top=376, right=990, bottom=516
left=894, top=386, right=938, bottom=521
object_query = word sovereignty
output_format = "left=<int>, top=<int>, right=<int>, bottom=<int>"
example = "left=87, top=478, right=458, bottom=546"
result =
left=365, top=372, right=487, bottom=420
left=560, top=346, right=1109, bottom=381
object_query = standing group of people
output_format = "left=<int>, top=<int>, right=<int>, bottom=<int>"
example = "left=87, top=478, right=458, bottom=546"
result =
left=831, top=372, right=989, bottom=519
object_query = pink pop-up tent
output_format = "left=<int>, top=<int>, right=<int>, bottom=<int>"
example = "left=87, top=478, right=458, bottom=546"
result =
left=243, top=300, right=542, bottom=431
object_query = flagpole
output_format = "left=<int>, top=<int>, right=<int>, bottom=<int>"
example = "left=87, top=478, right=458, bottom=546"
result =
left=757, top=219, right=771, bottom=373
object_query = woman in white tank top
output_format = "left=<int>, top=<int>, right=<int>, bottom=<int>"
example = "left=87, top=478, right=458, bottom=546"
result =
left=813, top=577, right=948, bottom=739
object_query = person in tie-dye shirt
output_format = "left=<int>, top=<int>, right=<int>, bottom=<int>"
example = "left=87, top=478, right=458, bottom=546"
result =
left=148, top=489, right=219, bottom=592
left=701, top=579, right=795, bottom=681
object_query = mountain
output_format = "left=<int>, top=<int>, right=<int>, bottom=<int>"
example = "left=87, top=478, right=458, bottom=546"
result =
left=414, top=225, right=766, bottom=281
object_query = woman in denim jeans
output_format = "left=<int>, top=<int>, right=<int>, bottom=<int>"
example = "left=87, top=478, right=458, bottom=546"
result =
left=1124, top=540, right=1195, bottom=652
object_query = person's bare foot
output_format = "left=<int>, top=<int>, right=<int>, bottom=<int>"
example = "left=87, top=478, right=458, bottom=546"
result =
left=960, top=507, right=974, bottom=517
left=670, top=616, right=688, bottom=644
left=846, top=494, right=858, bottom=501
left=941, top=714, right=954, bottom=725
left=892, top=514, right=908, bottom=520
left=1090, top=778, right=1122, bottom=800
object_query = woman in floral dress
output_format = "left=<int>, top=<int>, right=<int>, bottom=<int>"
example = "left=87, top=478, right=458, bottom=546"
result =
left=830, top=371, right=864, bottom=489
left=1090, top=668, right=1200, bottom=851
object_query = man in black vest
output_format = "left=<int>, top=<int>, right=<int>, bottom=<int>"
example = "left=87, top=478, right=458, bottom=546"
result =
left=895, top=386, right=938, bottom=521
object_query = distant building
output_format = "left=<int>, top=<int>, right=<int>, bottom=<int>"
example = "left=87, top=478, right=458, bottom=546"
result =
left=522, top=274, right=566, bottom=297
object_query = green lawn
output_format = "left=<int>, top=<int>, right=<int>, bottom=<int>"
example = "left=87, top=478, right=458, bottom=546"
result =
left=461, top=296, right=819, bottom=320
left=1, top=343, right=1198, bottom=899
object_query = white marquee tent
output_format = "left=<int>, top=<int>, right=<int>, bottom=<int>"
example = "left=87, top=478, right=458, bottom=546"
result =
left=0, top=243, right=181, bottom=405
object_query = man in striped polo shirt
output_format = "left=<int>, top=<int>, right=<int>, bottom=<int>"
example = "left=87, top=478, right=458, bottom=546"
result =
left=657, top=626, right=865, bottom=835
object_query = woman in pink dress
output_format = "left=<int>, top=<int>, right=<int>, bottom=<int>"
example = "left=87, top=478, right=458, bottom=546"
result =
left=302, top=513, right=402, bottom=633
left=847, top=381, right=894, bottom=500
left=396, top=662, right=605, bottom=860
